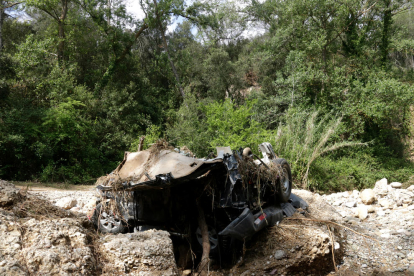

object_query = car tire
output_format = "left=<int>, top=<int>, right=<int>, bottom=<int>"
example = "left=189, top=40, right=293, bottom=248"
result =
left=92, top=202, right=127, bottom=234
left=273, top=158, right=292, bottom=203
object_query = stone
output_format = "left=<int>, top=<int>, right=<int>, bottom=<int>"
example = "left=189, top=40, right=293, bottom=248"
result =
left=374, top=178, right=388, bottom=195
left=408, top=263, right=414, bottom=275
left=377, top=210, right=386, bottom=216
left=379, top=199, right=390, bottom=209
left=367, top=205, right=375, bottom=213
left=357, top=205, right=368, bottom=220
left=407, top=185, right=414, bottom=192
left=182, top=269, right=192, bottom=276
left=70, top=207, right=80, bottom=212
left=55, top=197, right=77, bottom=210
left=360, top=189, right=376, bottom=205
left=21, top=218, right=97, bottom=275
left=0, top=180, right=23, bottom=207
left=100, top=230, right=179, bottom=275
left=391, top=182, right=402, bottom=188
left=345, top=201, right=357, bottom=208
left=274, top=250, right=286, bottom=260
left=352, top=190, right=360, bottom=198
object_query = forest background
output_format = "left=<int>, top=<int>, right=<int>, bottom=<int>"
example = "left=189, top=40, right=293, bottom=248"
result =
left=1, top=0, right=414, bottom=191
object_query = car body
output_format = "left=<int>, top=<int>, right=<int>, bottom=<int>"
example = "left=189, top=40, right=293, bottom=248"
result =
left=91, top=142, right=307, bottom=262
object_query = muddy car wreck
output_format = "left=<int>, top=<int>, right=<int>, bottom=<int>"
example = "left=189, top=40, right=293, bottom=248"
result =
left=91, top=140, right=308, bottom=267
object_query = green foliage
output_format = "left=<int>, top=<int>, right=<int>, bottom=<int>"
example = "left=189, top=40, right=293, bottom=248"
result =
left=203, top=99, right=269, bottom=153
left=271, top=108, right=367, bottom=188
left=1, top=0, right=414, bottom=190
left=167, top=96, right=270, bottom=157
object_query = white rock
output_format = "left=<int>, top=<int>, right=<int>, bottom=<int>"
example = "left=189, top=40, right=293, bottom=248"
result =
left=377, top=211, right=386, bottom=216
left=379, top=199, right=390, bottom=209
left=357, top=205, right=368, bottom=220
left=374, top=178, right=388, bottom=195
left=352, top=190, right=360, bottom=198
left=70, top=207, right=80, bottom=212
left=407, top=185, right=414, bottom=191
left=391, top=182, right=402, bottom=188
left=55, top=197, right=77, bottom=210
left=367, top=205, right=375, bottom=213
left=345, top=201, right=357, bottom=208
left=360, top=189, right=376, bottom=205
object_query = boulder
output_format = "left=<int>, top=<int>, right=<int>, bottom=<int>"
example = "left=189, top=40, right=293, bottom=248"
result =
left=55, top=197, right=77, bottom=210
left=360, top=189, right=376, bottom=205
left=0, top=180, right=23, bottom=207
left=21, top=218, right=97, bottom=275
left=407, top=185, right=414, bottom=192
left=100, top=230, right=179, bottom=275
left=374, top=178, right=388, bottom=195
left=357, top=205, right=368, bottom=220
left=390, top=182, right=402, bottom=189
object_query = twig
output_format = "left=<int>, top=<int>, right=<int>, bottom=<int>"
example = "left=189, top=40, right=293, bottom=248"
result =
left=327, top=224, right=338, bottom=273
left=285, top=218, right=380, bottom=243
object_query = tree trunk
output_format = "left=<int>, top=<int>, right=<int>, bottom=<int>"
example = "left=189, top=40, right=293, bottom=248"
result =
left=0, top=0, right=3, bottom=53
left=57, top=0, right=68, bottom=63
left=196, top=198, right=210, bottom=275
left=152, top=0, right=185, bottom=100
left=381, top=6, right=392, bottom=66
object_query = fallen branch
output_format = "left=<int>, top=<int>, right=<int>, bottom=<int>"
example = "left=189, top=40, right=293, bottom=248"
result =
left=327, top=224, right=338, bottom=273
left=285, top=217, right=380, bottom=243
left=196, top=198, right=210, bottom=276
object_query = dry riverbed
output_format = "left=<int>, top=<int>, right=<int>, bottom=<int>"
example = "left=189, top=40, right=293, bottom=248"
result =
left=1, top=179, right=414, bottom=275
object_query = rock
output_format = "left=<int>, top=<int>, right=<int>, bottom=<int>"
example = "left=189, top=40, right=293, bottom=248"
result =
left=379, top=199, right=390, bottom=209
left=367, top=205, right=375, bottom=213
left=0, top=180, right=23, bottom=207
left=182, top=269, right=192, bottom=276
left=352, top=190, right=360, bottom=198
left=70, top=207, right=80, bottom=212
left=100, top=230, right=179, bottom=275
left=377, top=210, right=386, bottom=216
left=357, top=205, right=368, bottom=220
left=360, top=189, right=376, bottom=205
left=407, top=185, right=414, bottom=192
left=274, top=250, right=286, bottom=260
left=55, top=197, right=77, bottom=209
left=345, top=201, right=357, bottom=208
left=391, top=182, right=402, bottom=188
left=374, top=178, right=388, bottom=195
left=408, top=263, right=414, bottom=275
left=84, top=199, right=97, bottom=210
left=21, top=218, right=97, bottom=275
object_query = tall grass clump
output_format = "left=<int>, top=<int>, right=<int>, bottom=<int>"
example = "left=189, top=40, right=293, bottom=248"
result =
left=272, top=109, right=367, bottom=188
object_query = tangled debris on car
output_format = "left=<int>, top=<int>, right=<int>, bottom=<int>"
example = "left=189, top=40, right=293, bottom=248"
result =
left=91, top=140, right=308, bottom=269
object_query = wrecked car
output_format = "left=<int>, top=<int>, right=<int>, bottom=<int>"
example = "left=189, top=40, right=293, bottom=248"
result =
left=91, top=141, right=307, bottom=264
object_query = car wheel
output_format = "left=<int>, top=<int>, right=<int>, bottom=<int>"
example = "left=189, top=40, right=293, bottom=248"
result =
left=273, top=158, right=292, bottom=203
left=92, top=202, right=127, bottom=234
left=196, top=226, right=219, bottom=253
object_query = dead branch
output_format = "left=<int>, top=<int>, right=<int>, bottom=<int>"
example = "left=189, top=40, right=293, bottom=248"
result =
left=138, top=136, right=145, bottom=151
left=286, top=217, right=380, bottom=243
left=196, top=198, right=210, bottom=276
left=327, top=224, right=338, bottom=273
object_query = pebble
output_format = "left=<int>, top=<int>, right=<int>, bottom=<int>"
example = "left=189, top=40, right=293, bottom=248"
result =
left=274, top=250, right=286, bottom=260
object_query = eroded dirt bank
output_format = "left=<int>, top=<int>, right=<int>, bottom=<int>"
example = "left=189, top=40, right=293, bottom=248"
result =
left=2, top=179, right=414, bottom=275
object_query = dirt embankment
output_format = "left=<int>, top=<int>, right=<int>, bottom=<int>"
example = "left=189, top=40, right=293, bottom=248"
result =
left=2, top=179, right=414, bottom=275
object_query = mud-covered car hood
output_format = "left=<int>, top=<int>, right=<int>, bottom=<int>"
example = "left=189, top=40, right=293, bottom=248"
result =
left=96, top=149, right=223, bottom=191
